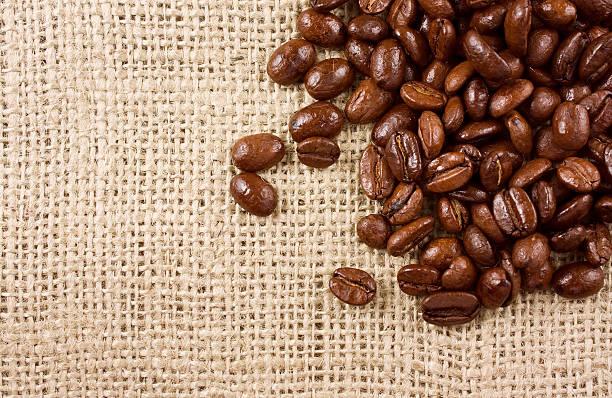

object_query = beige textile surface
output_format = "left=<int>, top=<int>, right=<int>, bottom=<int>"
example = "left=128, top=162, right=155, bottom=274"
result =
left=0, top=0, right=611, bottom=396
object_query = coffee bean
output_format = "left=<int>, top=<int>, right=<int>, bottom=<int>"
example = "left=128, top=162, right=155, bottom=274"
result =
left=508, top=158, right=552, bottom=189
left=290, top=102, right=344, bottom=143
left=345, top=78, right=395, bottom=123
left=595, top=72, right=612, bottom=91
left=586, top=133, right=612, bottom=179
left=526, top=66, right=557, bottom=88
left=579, top=33, right=612, bottom=84
left=344, top=38, right=376, bottom=75
left=382, top=183, right=424, bottom=225
left=551, top=31, right=588, bottom=83
left=464, top=78, right=489, bottom=121
left=557, top=157, right=601, bottom=193
left=595, top=195, right=612, bottom=223
left=499, top=249, right=521, bottom=306
left=438, top=197, right=470, bottom=233
left=546, top=193, right=594, bottom=231
left=421, top=291, right=481, bottom=326
left=526, top=28, right=560, bottom=68
left=449, top=144, right=484, bottom=169
left=470, top=202, right=507, bottom=244
left=230, top=173, right=278, bottom=217
left=477, top=267, right=511, bottom=308
left=428, top=18, right=457, bottom=61
left=296, top=136, right=340, bottom=168
left=504, top=0, right=531, bottom=57
left=551, top=102, right=590, bottom=151
left=552, top=262, right=604, bottom=299
left=489, top=79, right=534, bottom=118
left=359, top=144, right=396, bottom=200
left=441, top=255, right=479, bottom=291
left=357, top=214, right=392, bottom=249
left=267, top=39, right=317, bottom=85
left=387, top=0, right=419, bottom=30
left=587, top=26, right=609, bottom=42
left=298, top=9, right=347, bottom=48
left=504, top=110, right=532, bottom=155
left=511, top=233, right=550, bottom=269
left=397, top=264, right=442, bottom=295
left=360, top=0, right=393, bottom=14
left=521, top=260, right=553, bottom=292
left=480, top=140, right=524, bottom=168
left=535, top=126, right=576, bottom=162
left=385, top=130, right=423, bottom=182
left=527, top=87, right=561, bottom=124
left=584, top=223, right=612, bottom=267
left=571, top=0, right=612, bottom=25
left=394, top=26, right=431, bottom=67
left=371, top=104, right=418, bottom=147
left=400, top=81, right=448, bottom=111
left=416, top=0, right=455, bottom=19
left=305, top=58, right=355, bottom=100
left=533, top=0, right=577, bottom=28
left=449, top=183, right=491, bottom=203
left=424, top=152, right=474, bottom=193
left=231, top=134, right=285, bottom=172
left=470, top=4, right=507, bottom=34
left=499, top=49, right=526, bottom=80
left=493, top=187, right=538, bottom=238
left=466, top=0, right=494, bottom=9
left=422, top=60, right=451, bottom=91
left=445, top=61, right=476, bottom=94
left=550, top=225, right=587, bottom=252
left=420, top=237, right=465, bottom=271
left=371, top=39, right=407, bottom=91
left=418, top=111, right=445, bottom=159
left=480, top=150, right=515, bottom=192
left=559, top=83, right=591, bottom=103
left=455, top=120, right=503, bottom=143
left=462, top=29, right=511, bottom=81
left=530, top=180, right=557, bottom=223
left=463, top=224, right=496, bottom=267
left=329, top=267, right=377, bottom=305
left=590, top=95, right=612, bottom=135
left=387, top=216, right=435, bottom=257
left=348, top=15, right=390, bottom=42
left=442, top=96, right=466, bottom=133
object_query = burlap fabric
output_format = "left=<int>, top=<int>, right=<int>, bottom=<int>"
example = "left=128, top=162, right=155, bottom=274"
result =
left=1, top=0, right=611, bottom=396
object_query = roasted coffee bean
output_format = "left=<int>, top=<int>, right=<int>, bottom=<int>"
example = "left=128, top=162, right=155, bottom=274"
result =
left=489, top=79, right=534, bottom=118
left=509, top=158, right=552, bottom=189
left=476, top=267, right=511, bottom=308
left=587, top=26, right=610, bottom=42
left=559, top=83, right=591, bottom=103
left=428, top=18, right=457, bottom=61
left=552, top=262, right=604, bottom=299
left=422, top=60, right=451, bottom=90
left=499, top=49, right=526, bottom=79
left=442, top=96, right=466, bottom=133
left=527, top=87, right=561, bottom=124
left=290, top=102, right=344, bottom=143
left=420, top=237, right=465, bottom=271
left=267, top=39, right=316, bottom=85
left=424, top=152, right=474, bottom=193
left=550, top=225, right=587, bottom=252
left=499, top=250, right=521, bottom=305
left=445, top=61, right=476, bottom=94
left=385, top=130, right=423, bottom=182
left=298, top=9, right=347, bottom=48
left=394, top=26, right=431, bottom=67
left=480, top=140, right=524, bottom=169
left=584, top=223, right=612, bottom=267
left=551, top=31, right=588, bottom=83
left=526, top=28, right=559, bottom=68
left=296, top=136, right=340, bottom=168
left=348, top=15, right=390, bottom=42
left=387, top=0, right=419, bottom=30
left=470, top=4, right=507, bottom=34
left=511, top=233, right=550, bottom=269
left=596, top=71, right=612, bottom=91
left=449, top=183, right=491, bottom=203
left=360, top=0, right=393, bottom=14
left=305, top=59, right=355, bottom=100
left=463, top=224, right=496, bottom=267
left=345, top=78, right=395, bottom=123
left=504, top=111, right=532, bottom=155
left=406, top=62, right=422, bottom=83
left=441, top=255, right=479, bottom=290
left=462, top=29, right=511, bottom=81
left=548, top=174, right=573, bottom=203
left=311, top=0, right=351, bottom=11
left=521, top=260, right=553, bottom=292
left=533, top=0, right=577, bottom=28
left=329, top=267, right=377, bottom=305
left=371, top=104, right=418, bottom=147
left=357, top=214, right=392, bottom=249
left=371, top=39, right=406, bottom=91
left=345, top=38, right=375, bottom=76
left=418, top=111, right=445, bottom=159
left=397, top=264, right=442, bottom=295
left=546, top=193, right=593, bottom=231
left=493, top=187, right=538, bottom=238
left=571, top=0, right=612, bottom=25
left=464, top=78, right=489, bottom=121
left=401, top=81, right=448, bottom=111
left=421, top=291, right=481, bottom=326
left=470, top=202, right=507, bottom=244
left=595, top=195, right=612, bottom=223
left=438, top=197, right=470, bottom=233
left=230, top=173, right=278, bottom=217
left=449, top=144, right=484, bottom=168
left=556, top=157, right=600, bottom=193
left=231, top=134, right=285, bottom=172
left=359, top=145, right=396, bottom=200
left=416, top=0, right=455, bottom=18
left=480, top=150, right=515, bottom=192
left=387, top=216, right=435, bottom=256
left=534, top=126, right=576, bottom=162
left=455, top=120, right=503, bottom=143
left=382, top=183, right=424, bottom=225
left=580, top=91, right=612, bottom=134
left=504, top=0, right=531, bottom=57
left=530, top=180, right=557, bottom=223
left=586, top=133, right=612, bottom=177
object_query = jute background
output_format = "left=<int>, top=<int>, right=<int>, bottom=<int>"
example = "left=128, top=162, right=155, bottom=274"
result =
left=0, top=0, right=610, bottom=396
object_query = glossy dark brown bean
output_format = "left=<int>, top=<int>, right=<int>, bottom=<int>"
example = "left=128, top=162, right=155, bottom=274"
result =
left=479, top=150, right=514, bottom=192
left=455, top=120, right=503, bottom=143
left=462, top=29, right=511, bottom=82
left=310, top=0, right=351, bottom=11
left=387, top=216, right=435, bottom=256
left=438, top=197, right=470, bottom=234
left=422, top=60, right=451, bottom=91
left=387, top=0, right=419, bottom=30
left=421, top=291, right=481, bottom=326
left=357, top=214, right=392, bottom=249
left=552, top=262, right=604, bottom=299
left=463, top=224, right=496, bottom=267
left=428, top=18, right=456, bottom=61
left=571, top=0, right=612, bottom=25
left=445, top=61, right=475, bottom=95
left=586, top=133, right=612, bottom=178
left=296, top=137, right=340, bottom=168
left=509, top=158, right=552, bottom=189
left=348, top=15, right=390, bottom=42
left=470, top=203, right=507, bottom=244
left=298, top=9, right=347, bottom=48
left=527, top=87, right=561, bottom=124
left=504, top=111, right=532, bottom=155
left=267, top=39, right=316, bottom=85
left=401, top=81, right=448, bottom=111
left=385, top=130, right=423, bottom=182
left=382, top=183, right=423, bottom=225
left=371, top=104, right=418, bottom=147
left=290, top=102, right=344, bottom=143
left=526, top=67, right=557, bottom=88
left=595, top=71, right=612, bottom=91
left=394, top=26, right=431, bottom=67
left=500, top=49, right=527, bottom=80
left=521, top=260, right=553, bottom=292
left=371, top=39, right=406, bottom=91
left=231, top=134, right=285, bottom=172
left=345, top=38, right=375, bottom=76
left=397, top=265, right=442, bottom=295
left=587, top=26, right=610, bottom=42
left=470, top=4, right=507, bottom=34
left=533, top=0, right=577, bottom=28
left=493, top=188, right=538, bottom=238
left=441, top=256, right=479, bottom=291
left=550, top=225, right=587, bottom=252
left=424, top=152, right=474, bottom=193
left=595, top=195, right=612, bottom=223
left=511, top=233, right=550, bottom=269
left=489, top=79, right=534, bottom=118
left=476, top=267, right=511, bottom=308
left=531, top=180, right=556, bottom=223
left=504, top=0, right=531, bottom=57
left=449, top=183, right=490, bottom=203
left=499, top=250, right=521, bottom=305
left=230, top=173, right=277, bottom=217
left=546, top=194, right=594, bottom=231
left=416, top=0, right=455, bottom=18
left=559, top=84, right=591, bottom=103
left=480, top=140, right=523, bottom=169
left=557, top=157, right=601, bottom=193
left=534, top=126, right=576, bottom=162
left=360, top=145, right=396, bottom=200
left=305, top=59, right=355, bottom=100
left=420, top=237, right=464, bottom=271
left=546, top=171, right=575, bottom=202
left=329, top=268, right=377, bottom=305
left=442, top=96, right=465, bottom=133
left=581, top=91, right=612, bottom=135
left=464, top=78, right=489, bottom=121
left=418, top=111, right=445, bottom=160
left=345, top=79, right=395, bottom=123
left=551, top=31, right=588, bottom=83
left=360, top=0, right=393, bottom=14
left=526, top=28, right=559, bottom=67
left=584, top=223, right=612, bottom=267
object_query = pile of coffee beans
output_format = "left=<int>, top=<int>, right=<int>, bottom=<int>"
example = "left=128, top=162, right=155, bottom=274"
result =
left=231, top=0, right=612, bottom=325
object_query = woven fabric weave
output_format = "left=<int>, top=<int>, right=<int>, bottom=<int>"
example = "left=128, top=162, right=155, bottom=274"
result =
left=0, top=0, right=611, bottom=396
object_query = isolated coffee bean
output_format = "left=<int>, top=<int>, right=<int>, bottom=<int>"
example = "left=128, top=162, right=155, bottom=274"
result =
left=438, top=197, right=470, bottom=234
left=371, top=104, right=418, bottom=147
left=290, top=102, right=344, bottom=143
left=329, top=267, right=377, bottom=305
left=579, top=33, right=612, bottom=84
left=230, top=173, right=278, bottom=217
left=441, top=256, right=479, bottom=291
left=464, top=78, right=489, bottom=121
left=455, top=120, right=503, bottom=143
left=305, top=58, right=355, bottom=100
left=480, top=150, right=515, bottom=192
left=521, top=260, right=553, bottom=292
left=422, top=60, right=451, bottom=90
left=535, top=126, right=576, bottom=162
left=462, top=29, right=511, bottom=81
left=530, top=180, right=557, bottom=223
left=311, top=0, right=351, bottom=11
left=420, top=237, right=464, bottom=271
left=533, top=0, right=577, bottom=28
left=546, top=194, right=593, bottom=231
left=296, top=137, right=340, bottom=168
left=499, top=250, right=521, bottom=306
left=267, top=39, right=316, bottom=85
left=387, top=0, right=419, bottom=30
left=511, top=233, right=550, bottom=269
left=449, top=183, right=491, bottom=203
left=418, top=111, right=445, bottom=159
left=470, top=203, right=507, bottom=244
left=348, top=15, right=390, bottom=42
left=595, top=195, right=612, bottom=223
left=556, top=157, right=601, bottom=193
left=397, top=264, right=442, bottom=295
left=359, top=145, right=396, bottom=200
left=416, top=0, right=455, bottom=18
left=527, top=87, right=561, bottom=124
left=385, top=130, right=423, bottom=182
left=442, top=96, right=466, bottom=133
left=463, top=224, right=496, bottom=267
left=394, top=26, right=431, bottom=67
left=357, top=214, right=392, bottom=249
left=489, top=79, right=534, bottom=118
left=428, top=18, right=457, bottom=61
left=360, top=0, right=393, bottom=14
left=551, top=31, right=588, bottom=83
left=550, top=225, right=587, bottom=252
left=424, top=152, right=474, bottom=193
left=298, top=9, right=347, bottom=48
left=526, top=28, right=559, bottom=68
left=371, top=39, right=407, bottom=91
left=400, top=81, right=448, bottom=111
left=345, top=38, right=375, bottom=75
left=504, top=111, right=532, bottom=155
left=584, top=223, right=612, bottom=267
left=231, top=134, right=285, bottom=172
left=470, top=4, right=507, bottom=34
left=493, top=187, right=538, bottom=238
left=504, top=0, right=531, bottom=57
left=509, top=158, right=552, bottom=189
left=559, top=83, right=591, bottom=103
left=552, top=262, right=604, bottom=299
left=345, top=79, right=395, bottom=123
left=382, top=183, right=424, bottom=225
left=421, top=291, right=481, bottom=326
left=476, top=267, right=511, bottom=308
left=387, top=216, right=435, bottom=257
